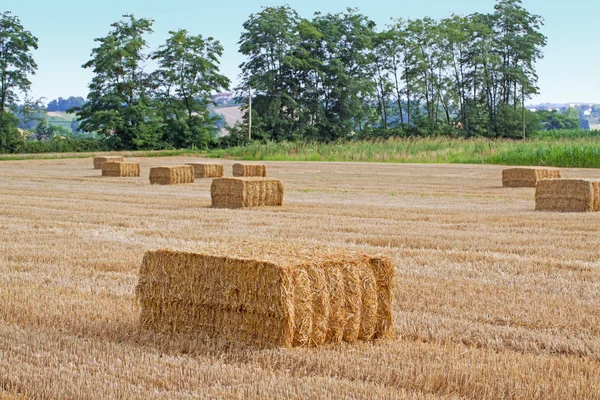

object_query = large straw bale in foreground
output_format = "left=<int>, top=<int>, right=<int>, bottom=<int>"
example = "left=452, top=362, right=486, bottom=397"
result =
left=187, top=163, right=224, bottom=178
left=101, top=162, right=141, bottom=177
left=535, top=179, right=600, bottom=212
left=93, top=156, right=124, bottom=169
left=136, top=249, right=394, bottom=347
left=149, top=166, right=194, bottom=185
left=211, top=178, right=284, bottom=208
left=232, top=163, right=267, bottom=177
left=502, top=167, right=561, bottom=188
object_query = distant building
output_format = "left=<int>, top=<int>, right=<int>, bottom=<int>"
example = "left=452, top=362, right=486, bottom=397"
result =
left=213, top=92, right=233, bottom=105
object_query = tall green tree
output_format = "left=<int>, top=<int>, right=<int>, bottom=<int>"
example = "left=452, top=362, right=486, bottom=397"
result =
left=0, top=11, right=37, bottom=152
left=492, top=0, right=546, bottom=137
left=238, top=6, right=302, bottom=141
left=152, top=29, right=230, bottom=148
left=74, top=15, right=161, bottom=149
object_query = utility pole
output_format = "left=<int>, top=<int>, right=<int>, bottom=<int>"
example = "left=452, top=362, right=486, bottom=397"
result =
left=248, top=85, right=252, bottom=140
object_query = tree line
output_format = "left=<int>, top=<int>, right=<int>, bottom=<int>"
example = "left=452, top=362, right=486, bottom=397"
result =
left=0, top=1, right=556, bottom=153
left=238, top=0, right=547, bottom=142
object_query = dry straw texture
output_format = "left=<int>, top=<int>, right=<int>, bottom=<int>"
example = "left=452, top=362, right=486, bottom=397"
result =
left=101, top=162, right=141, bottom=177
left=5, top=159, right=600, bottom=398
left=136, top=248, right=394, bottom=348
left=535, top=178, right=600, bottom=212
left=211, top=177, right=284, bottom=208
left=232, top=163, right=267, bottom=177
left=93, top=156, right=124, bottom=169
left=502, top=167, right=561, bottom=188
left=149, top=165, right=194, bottom=185
left=186, top=163, right=224, bottom=178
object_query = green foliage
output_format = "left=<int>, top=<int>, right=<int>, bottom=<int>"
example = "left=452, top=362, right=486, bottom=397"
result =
left=0, top=111, right=23, bottom=152
left=536, top=109, right=579, bottom=130
left=152, top=29, right=230, bottom=149
left=17, top=137, right=106, bottom=153
left=207, top=135, right=600, bottom=168
left=236, top=1, right=547, bottom=141
left=0, top=12, right=38, bottom=113
left=73, top=15, right=160, bottom=150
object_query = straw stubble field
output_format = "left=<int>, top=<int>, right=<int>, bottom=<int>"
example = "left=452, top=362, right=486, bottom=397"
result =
left=1, top=157, right=600, bottom=399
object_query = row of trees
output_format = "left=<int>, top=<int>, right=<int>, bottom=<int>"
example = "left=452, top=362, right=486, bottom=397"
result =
left=237, top=0, right=547, bottom=141
left=0, top=12, right=231, bottom=151
left=1, top=1, right=549, bottom=153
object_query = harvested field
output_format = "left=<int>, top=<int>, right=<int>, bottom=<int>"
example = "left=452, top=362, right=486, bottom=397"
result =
left=232, top=163, right=267, bottom=177
left=1, top=157, right=600, bottom=399
left=149, top=165, right=194, bottom=185
left=93, top=156, right=124, bottom=169
left=101, top=162, right=141, bottom=177
left=211, top=177, right=284, bottom=208
left=502, top=166, right=561, bottom=187
left=186, top=163, right=224, bottom=178
left=535, top=178, right=600, bottom=212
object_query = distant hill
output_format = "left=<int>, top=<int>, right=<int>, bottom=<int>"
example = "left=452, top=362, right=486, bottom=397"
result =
left=213, top=106, right=242, bottom=135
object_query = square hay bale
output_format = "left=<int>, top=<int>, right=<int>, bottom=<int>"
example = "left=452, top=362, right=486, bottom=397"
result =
left=535, top=179, right=600, bottom=212
left=93, top=156, right=124, bottom=169
left=136, top=248, right=394, bottom=347
left=232, top=163, right=267, bottom=177
left=101, top=162, right=141, bottom=177
left=149, top=166, right=194, bottom=185
left=211, top=178, right=284, bottom=208
left=502, top=167, right=561, bottom=188
left=186, top=163, right=224, bottom=178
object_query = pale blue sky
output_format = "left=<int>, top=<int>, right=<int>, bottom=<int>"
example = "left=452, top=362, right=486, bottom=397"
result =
left=3, top=0, right=599, bottom=104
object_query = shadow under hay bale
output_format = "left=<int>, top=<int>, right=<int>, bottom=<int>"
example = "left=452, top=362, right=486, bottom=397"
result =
left=502, top=167, right=561, bottom=188
left=211, top=178, right=284, bottom=208
left=232, top=163, right=267, bottom=177
left=93, top=156, right=124, bottom=170
left=149, top=166, right=194, bottom=185
left=101, top=162, right=141, bottom=177
left=186, top=163, right=224, bottom=178
left=535, top=179, right=600, bottom=212
left=136, top=249, right=394, bottom=348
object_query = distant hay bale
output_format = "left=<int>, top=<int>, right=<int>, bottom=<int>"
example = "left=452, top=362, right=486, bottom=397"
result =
left=93, top=156, right=124, bottom=169
left=149, top=166, right=194, bottom=185
left=502, top=167, right=561, bottom=188
left=186, top=163, right=224, bottom=178
left=101, top=162, right=140, bottom=177
left=232, top=163, right=267, bottom=177
left=535, top=179, right=600, bottom=212
left=136, top=249, right=394, bottom=347
left=211, top=178, right=284, bottom=208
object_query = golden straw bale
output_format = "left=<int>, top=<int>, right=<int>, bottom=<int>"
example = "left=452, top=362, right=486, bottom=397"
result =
left=211, top=178, right=284, bottom=208
left=93, top=156, right=124, bottom=169
left=101, top=162, right=141, bottom=177
left=502, top=167, right=561, bottom=188
left=136, top=248, right=394, bottom=348
left=149, top=165, right=194, bottom=185
left=232, top=163, right=267, bottom=177
left=186, top=163, right=224, bottom=178
left=535, top=179, right=600, bottom=212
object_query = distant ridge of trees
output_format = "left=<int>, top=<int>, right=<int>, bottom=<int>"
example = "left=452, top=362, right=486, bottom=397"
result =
left=46, top=96, right=85, bottom=112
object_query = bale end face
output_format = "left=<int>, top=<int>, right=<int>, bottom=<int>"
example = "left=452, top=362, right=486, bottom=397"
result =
left=502, top=167, right=561, bottom=188
left=149, top=165, right=195, bottom=185
left=101, top=162, right=141, bottom=177
left=535, top=179, right=600, bottom=212
left=211, top=177, right=284, bottom=208
left=136, top=249, right=394, bottom=348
